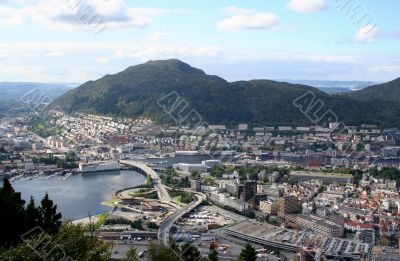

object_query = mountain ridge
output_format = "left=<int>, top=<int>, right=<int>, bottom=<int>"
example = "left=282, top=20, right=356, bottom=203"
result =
left=51, top=59, right=400, bottom=127
left=345, top=77, right=400, bottom=102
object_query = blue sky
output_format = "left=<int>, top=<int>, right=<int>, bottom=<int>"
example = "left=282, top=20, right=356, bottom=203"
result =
left=0, top=0, right=399, bottom=83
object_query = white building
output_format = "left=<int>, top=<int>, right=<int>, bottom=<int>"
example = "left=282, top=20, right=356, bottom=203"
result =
left=238, top=124, right=248, bottom=131
left=201, top=160, right=221, bottom=168
left=209, top=192, right=248, bottom=212
left=172, top=163, right=207, bottom=173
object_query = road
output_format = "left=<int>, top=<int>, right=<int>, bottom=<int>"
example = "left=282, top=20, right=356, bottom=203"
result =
left=120, top=160, right=206, bottom=245
left=158, top=192, right=206, bottom=245
left=120, top=160, right=175, bottom=207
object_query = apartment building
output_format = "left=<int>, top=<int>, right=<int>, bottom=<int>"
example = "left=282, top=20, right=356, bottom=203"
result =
left=260, top=199, right=278, bottom=215
left=294, top=214, right=344, bottom=237
left=289, top=171, right=353, bottom=184
left=278, top=196, right=300, bottom=219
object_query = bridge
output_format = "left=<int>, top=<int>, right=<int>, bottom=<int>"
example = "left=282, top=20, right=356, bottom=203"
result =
left=120, top=160, right=173, bottom=205
left=120, top=160, right=206, bottom=245
left=158, top=191, right=206, bottom=245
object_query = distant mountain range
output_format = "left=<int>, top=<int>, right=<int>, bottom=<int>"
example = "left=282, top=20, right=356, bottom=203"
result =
left=278, top=80, right=379, bottom=94
left=50, top=59, right=400, bottom=127
left=0, top=82, right=77, bottom=114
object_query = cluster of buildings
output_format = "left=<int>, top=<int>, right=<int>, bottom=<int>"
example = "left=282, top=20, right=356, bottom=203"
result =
left=5, top=111, right=400, bottom=173
left=4, top=111, right=400, bottom=259
left=225, top=221, right=372, bottom=260
left=180, top=165, right=400, bottom=258
left=40, top=111, right=400, bottom=171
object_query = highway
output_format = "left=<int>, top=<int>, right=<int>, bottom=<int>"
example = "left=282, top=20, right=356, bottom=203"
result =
left=158, top=192, right=206, bottom=245
left=120, top=160, right=206, bottom=245
left=120, top=160, right=174, bottom=206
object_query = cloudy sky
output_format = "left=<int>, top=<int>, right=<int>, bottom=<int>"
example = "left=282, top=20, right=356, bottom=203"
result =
left=0, top=0, right=399, bottom=83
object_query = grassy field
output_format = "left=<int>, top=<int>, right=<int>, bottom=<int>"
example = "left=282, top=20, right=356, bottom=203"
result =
left=94, top=212, right=109, bottom=229
left=101, top=199, right=120, bottom=207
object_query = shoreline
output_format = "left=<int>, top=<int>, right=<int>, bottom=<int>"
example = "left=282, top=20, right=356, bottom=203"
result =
left=73, top=167, right=151, bottom=224
left=72, top=212, right=109, bottom=226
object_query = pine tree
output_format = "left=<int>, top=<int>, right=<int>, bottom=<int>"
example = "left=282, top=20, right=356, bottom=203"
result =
left=1, top=222, right=112, bottom=261
left=39, top=192, right=62, bottom=235
left=148, top=242, right=181, bottom=261
left=208, top=249, right=218, bottom=261
left=25, top=196, right=42, bottom=231
left=238, top=243, right=257, bottom=261
left=0, top=178, right=26, bottom=247
left=180, top=242, right=201, bottom=261
left=124, top=246, right=139, bottom=261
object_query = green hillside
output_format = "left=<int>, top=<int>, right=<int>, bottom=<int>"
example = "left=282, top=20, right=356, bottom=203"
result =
left=51, top=59, right=400, bottom=127
left=345, top=78, right=400, bottom=102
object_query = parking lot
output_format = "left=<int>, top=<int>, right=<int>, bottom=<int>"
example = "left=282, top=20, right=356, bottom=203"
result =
left=175, top=205, right=244, bottom=233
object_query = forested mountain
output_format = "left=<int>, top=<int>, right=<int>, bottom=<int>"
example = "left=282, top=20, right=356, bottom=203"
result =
left=51, top=59, right=400, bottom=127
left=345, top=78, right=400, bottom=102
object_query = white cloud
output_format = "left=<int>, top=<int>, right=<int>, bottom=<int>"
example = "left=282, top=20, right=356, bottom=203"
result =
left=0, top=42, right=399, bottom=83
left=373, top=66, right=400, bottom=73
left=224, top=6, right=255, bottom=16
left=0, top=42, right=226, bottom=82
left=286, top=0, right=328, bottom=13
left=95, top=57, right=110, bottom=64
left=47, top=52, right=64, bottom=57
left=149, top=32, right=169, bottom=41
left=0, top=6, right=25, bottom=26
left=353, top=26, right=380, bottom=43
left=218, top=6, right=279, bottom=31
left=0, top=0, right=182, bottom=32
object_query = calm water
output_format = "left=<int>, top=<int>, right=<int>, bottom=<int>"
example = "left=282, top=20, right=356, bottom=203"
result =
left=0, top=155, right=210, bottom=220
left=2, top=170, right=145, bottom=220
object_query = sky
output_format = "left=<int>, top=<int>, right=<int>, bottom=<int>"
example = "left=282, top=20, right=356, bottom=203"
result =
left=0, top=0, right=399, bottom=83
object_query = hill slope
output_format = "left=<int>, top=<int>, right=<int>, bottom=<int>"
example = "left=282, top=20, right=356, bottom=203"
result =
left=0, top=82, right=75, bottom=114
left=51, top=59, right=400, bottom=127
left=345, top=78, right=400, bottom=102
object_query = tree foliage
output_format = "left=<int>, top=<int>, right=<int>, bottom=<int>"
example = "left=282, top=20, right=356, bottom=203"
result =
left=180, top=242, right=201, bottom=261
left=52, top=59, right=400, bottom=127
left=147, top=242, right=181, bottom=261
left=0, top=223, right=112, bottom=261
left=124, top=246, right=139, bottom=261
left=0, top=179, right=112, bottom=260
left=238, top=243, right=257, bottom=261
left=208, top=249, right=218, bottom=261
left=0, top=179, right=61, bottom=249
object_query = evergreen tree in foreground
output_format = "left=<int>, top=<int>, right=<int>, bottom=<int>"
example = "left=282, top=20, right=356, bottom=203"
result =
left=0, top=178, right=26, bottom=247
left=124, top=246, right=139, bottom=261
left=208, top=249, right=218, bottom=261
left=39, top=192, right=62, bottom=234
left=180, top=242, right=201, bottom=261
left=0, top=178, right=62, bottom=248
left=24, top=197, right=41, bottom=234
left=0, top=222, right=112, bottom=260
left=238, top=243, right=257, bottom=261
left=147, top=242, right=182, bottom=261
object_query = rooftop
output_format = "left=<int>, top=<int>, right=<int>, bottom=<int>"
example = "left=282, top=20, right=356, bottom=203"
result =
left=290, top=171, right=353, bottom=179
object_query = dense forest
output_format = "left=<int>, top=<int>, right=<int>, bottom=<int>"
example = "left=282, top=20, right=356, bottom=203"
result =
left=51, top=59, right=400, bottom=127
